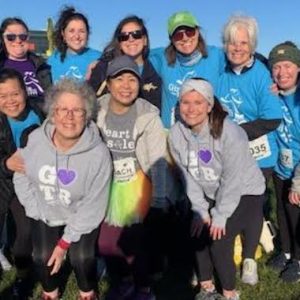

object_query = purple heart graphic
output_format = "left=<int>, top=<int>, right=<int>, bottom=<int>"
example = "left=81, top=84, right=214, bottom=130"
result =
left=198, top=149, right=212, bottom=163
left=57, top=169, right=76, bottom=185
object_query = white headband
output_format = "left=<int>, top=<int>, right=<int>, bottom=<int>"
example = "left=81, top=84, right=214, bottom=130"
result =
left=179, top=78, right=214, bottom=106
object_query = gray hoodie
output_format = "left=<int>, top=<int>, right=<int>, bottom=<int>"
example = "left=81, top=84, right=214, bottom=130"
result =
left=13, top=119, right=112, bottom=243
left=168, top=118, right=265, bottom=228
left=97, top=94, right=178, bottom=208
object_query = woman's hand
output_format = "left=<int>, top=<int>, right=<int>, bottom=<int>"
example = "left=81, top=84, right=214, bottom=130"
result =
left=6, top=150, right=25, bottom=173
left=85, top=60, right=98, bottom=80
left=210, top=225, right=226, bottom=240
left=47, top=246, right=67, bottom=275
left=191, top=215, right=211, bottom=237
left=289, top=190, right=300, bottom=206
left=270, top=83, right=279, bottom=95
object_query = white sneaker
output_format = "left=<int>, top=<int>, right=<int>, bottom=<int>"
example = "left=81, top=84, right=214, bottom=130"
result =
left=0, top=249, right=12, bottom=271
left=241, top=258, right=258, bottom=285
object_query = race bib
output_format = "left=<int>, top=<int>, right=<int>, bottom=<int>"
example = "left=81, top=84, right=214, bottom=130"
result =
left=113, top=158, right=136, bottom=182
left=279, top=149, right=293, bottom=169
left=249, top=135, right=271, bottom=160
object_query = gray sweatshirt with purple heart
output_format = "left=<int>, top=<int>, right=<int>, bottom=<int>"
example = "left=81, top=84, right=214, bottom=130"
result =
left=168, top=117, right=265, bottom=228
left=13, top=119, right=112, bottom=243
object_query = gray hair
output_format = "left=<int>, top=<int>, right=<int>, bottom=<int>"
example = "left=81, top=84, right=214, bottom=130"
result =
left=222, top=15, right=258, bottom=53
left=44, top=78, right=97, bottom=122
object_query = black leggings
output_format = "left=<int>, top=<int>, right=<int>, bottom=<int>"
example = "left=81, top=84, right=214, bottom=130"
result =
left=195, top=194, right=264, bottom=290
left=0, top=196, right=32, bottom=275
left=273, top=174, right=300, bottom=259
left=31, top=219, right=98, bottom=292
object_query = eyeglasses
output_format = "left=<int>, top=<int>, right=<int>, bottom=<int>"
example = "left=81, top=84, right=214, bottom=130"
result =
left=172, top=28, right=197, bottom=42
left=3, top=33, right=29, bottom=42
left=118, top=30, right=144, bottom=42
left=55, top=107, right=86, bottom=118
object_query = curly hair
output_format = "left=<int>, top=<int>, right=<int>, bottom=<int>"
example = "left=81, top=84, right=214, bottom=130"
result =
left=44, top=78, right=97, bottom=122
left=54, top=6, right=90, bottom=62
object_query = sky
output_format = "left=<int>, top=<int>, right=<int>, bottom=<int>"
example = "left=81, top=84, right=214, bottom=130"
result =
left=0, top=0, right=299, bottom=56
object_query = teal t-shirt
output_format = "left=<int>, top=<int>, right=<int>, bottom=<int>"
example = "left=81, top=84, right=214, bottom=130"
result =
left=8, top=109, right=41, bottom=148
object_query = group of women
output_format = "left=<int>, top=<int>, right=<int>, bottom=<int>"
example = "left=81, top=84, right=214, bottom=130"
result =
left=0, top=5, right=299, bottom=300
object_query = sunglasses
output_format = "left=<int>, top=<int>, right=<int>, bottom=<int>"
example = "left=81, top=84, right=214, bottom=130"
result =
left=3, top=33, right=29, bottom=42
left=118, top=30, right=144, bottom=42
left=172, top=27, right=197, bottom=42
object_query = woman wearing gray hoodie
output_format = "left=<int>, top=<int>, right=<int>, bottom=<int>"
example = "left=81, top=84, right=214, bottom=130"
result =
left=13, top=78, right=112, bottom=300
left=168, top=78, right=265, bottom=300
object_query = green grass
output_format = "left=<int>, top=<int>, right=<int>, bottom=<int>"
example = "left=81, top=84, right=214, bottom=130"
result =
left=1, top=182, right=300, bottom=299
left=2, top=256, right=300, bottom=300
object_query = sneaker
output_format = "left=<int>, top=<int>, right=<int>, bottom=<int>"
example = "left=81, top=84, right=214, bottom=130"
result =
left=195, top=289, right=221, bottom=300
left=0, top=249, right=12, bottom=271
left=191, top=271, right=199, bottom=288
left=105, top=281, right=135, bottom=300
left=267, top=252, right=289, bottom=272
left=132, top=290, right=156, bottom=300
left=241, top=258, right=258, bottom=285
left=280, top=259, right=300, bottom=283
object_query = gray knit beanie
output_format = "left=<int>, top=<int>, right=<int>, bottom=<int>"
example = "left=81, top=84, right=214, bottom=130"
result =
left=269, top=41, right=300, bottom=68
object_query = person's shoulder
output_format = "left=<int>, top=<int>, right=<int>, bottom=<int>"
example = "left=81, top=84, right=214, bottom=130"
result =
left=135, top=97, right=160, bottom=116
left=169, top=121, right=183, bottom=140
left=47, top=50, right=60, bottom=63
left=222, top=118, right=247, bottom=141
left=206, top=45, right=223, bottom=55
left=150, top=47, right=165, bottom=56
left=253, top=58, right=270, bottom=72
left=86, top=48, right=101, bottom=57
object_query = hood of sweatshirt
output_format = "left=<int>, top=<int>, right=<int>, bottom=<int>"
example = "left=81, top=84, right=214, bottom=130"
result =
left=41, top=118, right=101, bottom=156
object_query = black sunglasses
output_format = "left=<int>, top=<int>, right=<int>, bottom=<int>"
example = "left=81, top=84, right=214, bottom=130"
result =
left=172, top=27, right=196, bottom=42
left=118, top=30, right=144, bottom=42
left=3, top=33, right=29, bottom=42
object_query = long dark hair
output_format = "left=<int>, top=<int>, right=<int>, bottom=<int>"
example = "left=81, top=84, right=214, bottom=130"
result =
left=165, top=27, right=208, bottom=66
left=54, top=6, right=90, bottom=62
left=209, top=97, right=228, bottom=139
left=101, top=15, right=149, bottom=63
left=0, top=17, right=29, bottom=57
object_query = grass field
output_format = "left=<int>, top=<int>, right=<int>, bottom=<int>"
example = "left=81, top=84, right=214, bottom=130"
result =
left=1, top=254, right=300, bottom=300
left=1, top=184, right=300, bottom=300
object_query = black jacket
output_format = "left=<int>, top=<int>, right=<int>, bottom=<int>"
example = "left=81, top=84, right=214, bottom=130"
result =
left=89, top=58, right=162, bottom=111
left=0, top=100, right=44, bottom=213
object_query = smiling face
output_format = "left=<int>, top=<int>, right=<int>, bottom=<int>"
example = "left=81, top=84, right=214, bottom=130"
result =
left=172, top=26, right=199, bottom=55
left=119, top=22, right=147, bottom=64
left=52, top=92, right=86, bottom=145
left=180, top=90, right=212, bottom=132
left=226, top=26, right=252, bottom=68
left=272, top=60, right=300, bottom=91
left=107, top=72, right=139, bottom=114
left=3, top=23, right=29, bottom=60
left=62, top=19, right=88, bottom=53
left=226, top=27, right=252, bottom=67
left=0, top=78, right=26, bottom=118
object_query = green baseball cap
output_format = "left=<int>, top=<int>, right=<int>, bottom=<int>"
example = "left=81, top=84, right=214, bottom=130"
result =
left=168, top=11, right=199, bottom=36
